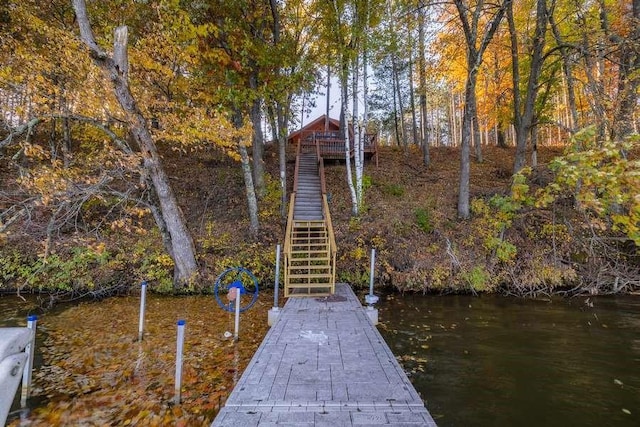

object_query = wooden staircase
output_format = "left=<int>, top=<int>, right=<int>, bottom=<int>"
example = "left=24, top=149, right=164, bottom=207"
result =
left=283, top=140, right=337, bottom=297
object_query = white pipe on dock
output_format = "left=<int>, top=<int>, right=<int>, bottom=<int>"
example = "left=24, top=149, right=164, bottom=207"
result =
left=269, top=245, right=282, bottom=326
left=138, top=281, right=147, bottom=341
left=234, top=293, right=241, bottom=342
left=369, top=248, right=376, bottom=297
left=274, top=244, right=281, bottom=308
left=174, top=319, right=185, bottom=404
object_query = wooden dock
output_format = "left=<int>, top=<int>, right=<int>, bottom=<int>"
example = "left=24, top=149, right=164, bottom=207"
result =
left=212, top=284, right=437, bottom=426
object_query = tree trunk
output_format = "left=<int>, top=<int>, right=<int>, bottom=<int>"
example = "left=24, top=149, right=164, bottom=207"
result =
left=449, top=92, right=457, bottom=146
left=611, top=0, right=640, bottom=141
left=453, top=0, right=511, bottom=218
left=340, top=54, right=358, bottom=216
left=472, top=101, right=482, bottom=162
left=352, top=53, right=363, bottom=211
left=409, top=51, right=419, bottom=146
left=232, top=111, right=260, bottom=236
left=249, top=95, right=266, bottom=198
left=549, top=12, right=579, bottom=132
left=326, top=65, right=331, bottom=130
left=418, top=1, right=430, bottom=167
left=72, top=1, right=198, bottom=287
left=392, top=53, right=407, bottom=148
left=267, top=0, right=290, bottom=220
left=458, top=74, right=475, bottom=219
left=496, top=118, right=507, bottom=148
left=392, top=62, right=401, bottom=146
left=531, top=123, right=538, bottom=168
left=508, top=0, right=548, bottom=174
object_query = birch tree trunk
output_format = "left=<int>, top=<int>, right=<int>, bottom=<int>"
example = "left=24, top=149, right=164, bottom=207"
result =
left=353, top=53, right=363, bottom=211
left=340, top=56, right=358, bottom=216
left=232, top=111, right=260, bottom=236
left=72, top=0, right=198, bottom=286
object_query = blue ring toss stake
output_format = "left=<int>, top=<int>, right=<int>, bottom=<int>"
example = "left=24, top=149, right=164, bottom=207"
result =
left=213, top=267, right=259, bottom=313
left=177, top=319, right=186, bottom=326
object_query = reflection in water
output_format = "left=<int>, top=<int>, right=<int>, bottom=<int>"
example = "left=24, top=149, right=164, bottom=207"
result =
left=378, top=294, right=640, bottom=427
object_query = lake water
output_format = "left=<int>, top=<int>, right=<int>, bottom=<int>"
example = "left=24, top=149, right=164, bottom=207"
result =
left=2, top=292, right=639, bottom=426
left=377, top=293, right=640, bottom=427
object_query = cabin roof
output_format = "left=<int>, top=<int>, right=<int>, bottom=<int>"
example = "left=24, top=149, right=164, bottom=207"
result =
left=287, top=115, right=341, bottom=144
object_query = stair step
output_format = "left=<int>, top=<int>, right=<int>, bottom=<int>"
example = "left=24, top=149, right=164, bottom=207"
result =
left=292, top=233, right=328, bottom=238
left=291, top=247, right=329, bottom=253
left=292, top=237, right=328, bottom=242
left=292, top=231, right=326, bottom=235
left=290, top=250, right=330, bottom=256
left=287, top=276, right=333, bottom=281
left=290, top=269, right=332, bottom=275
left=289, top=257, right=331, bottom=268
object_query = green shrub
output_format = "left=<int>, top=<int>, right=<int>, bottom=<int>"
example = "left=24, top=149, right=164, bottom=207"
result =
left=460, top=265, right=490, bottom=292
left=414, top=208, right=434, bottom=233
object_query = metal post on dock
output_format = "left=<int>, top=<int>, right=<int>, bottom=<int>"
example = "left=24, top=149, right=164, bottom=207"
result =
left=174, top=319, right=185, bottom=404
left=138, top=281, right=147, bottom=341
left=234, top=293, right=241, bottom=342
left=365, top=249, right=379, bottom=325
left=369, top=248, right=376, bottom=297
left=268, top=244, right=281, bottom=326
left=20, top=315, right=37, bottom=407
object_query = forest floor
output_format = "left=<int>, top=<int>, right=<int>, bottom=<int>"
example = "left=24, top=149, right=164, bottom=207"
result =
left=2, top=140, right=636, bottom=296
left=163, top=142, right=605, bottom=296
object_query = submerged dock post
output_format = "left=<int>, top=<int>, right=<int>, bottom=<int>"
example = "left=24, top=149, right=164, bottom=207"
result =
left=174, top=319, right=185, bottom=404
left=138, top=281, right=147, bottom=341
left=365, top=248, right=379, bottom=325
left=268, top=244, right=281, bottom=326
left=233, top=292, right=241, bottom=342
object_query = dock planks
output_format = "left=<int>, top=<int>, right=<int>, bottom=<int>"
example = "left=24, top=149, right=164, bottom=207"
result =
left=212, top=284, right=437, bottom=426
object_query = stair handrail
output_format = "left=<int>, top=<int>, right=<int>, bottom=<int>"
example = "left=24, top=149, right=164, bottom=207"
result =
left=283, top=193, right=296, bottom=260
left=317, top=141, right=337, bottom=288
left=322, top=193, right=337, bottom=286
left=318, top=153, right=327, bottom=197
left=293, top=137, right=302, bottom=193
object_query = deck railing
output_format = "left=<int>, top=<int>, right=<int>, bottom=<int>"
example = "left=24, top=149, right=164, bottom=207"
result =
left=299, top=130, right=377, bottom=161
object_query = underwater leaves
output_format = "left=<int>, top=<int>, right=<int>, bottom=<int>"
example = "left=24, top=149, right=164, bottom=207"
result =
left=10, top=295, right=270, bottom=426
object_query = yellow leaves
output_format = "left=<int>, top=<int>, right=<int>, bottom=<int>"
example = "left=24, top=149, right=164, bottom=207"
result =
left=24, top=295, right=271, bottom=426
left=22, top=142, right=49, bottom=161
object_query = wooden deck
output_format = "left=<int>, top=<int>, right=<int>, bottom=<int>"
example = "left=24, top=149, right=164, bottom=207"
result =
left=298, top=130, right=379, bottom=166
left=211, top=284, right=437, bottom=426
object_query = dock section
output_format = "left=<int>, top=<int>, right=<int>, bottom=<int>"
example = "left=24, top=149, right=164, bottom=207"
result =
left=212, top=284, right=437, bottom=426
